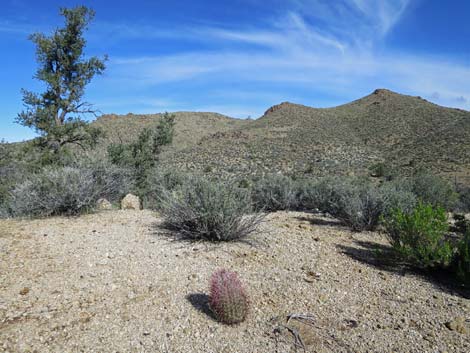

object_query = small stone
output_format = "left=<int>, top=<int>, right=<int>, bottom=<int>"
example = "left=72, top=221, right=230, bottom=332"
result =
left=79, top=312, right=92, bottom=324
left=121, top=194, right=141, bottom=210
left=19, top=287, right=30, bottom=295
left=445, top=317, right=469, bottom=335
left=97, top=198, right=113, bottom=211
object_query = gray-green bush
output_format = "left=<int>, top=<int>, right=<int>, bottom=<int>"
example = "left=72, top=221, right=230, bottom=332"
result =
left=143, top=169, right=189, bottom=209
left=10, top=161, right=131, bottom=217
left=159, top=177, right=262, bottom=241
left=296, top=177, right=416, bottom=231
left=409, top=171, right=458, bottom=210
left=251, top=174, right=298, bottom=211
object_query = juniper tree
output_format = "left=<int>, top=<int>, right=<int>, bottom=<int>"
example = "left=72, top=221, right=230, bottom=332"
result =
left=16, top=6, right=107, bottom=162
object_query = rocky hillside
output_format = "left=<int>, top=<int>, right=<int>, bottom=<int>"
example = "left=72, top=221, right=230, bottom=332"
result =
left=92, top=111, right=250, bottom=155
left=94, top=89, right=470, bottom=184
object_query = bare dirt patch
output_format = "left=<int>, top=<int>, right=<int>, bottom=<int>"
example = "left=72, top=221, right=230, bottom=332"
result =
left=1, top=210, right=469, bottom=352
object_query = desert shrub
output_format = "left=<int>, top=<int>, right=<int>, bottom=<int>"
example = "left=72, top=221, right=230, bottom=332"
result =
left=369, top=162, right=396, bottom=180
left=108, top=113, right=175, bottom=196
left=331, top=181, right=386, bottom=231
left=251, top=174, right=298, bottom=211
left=209, top=269, right=249, bottom=325
left=409, top=171, right=458, bottom=210
left=380, top=181, right=417, bottom=217
left=382, top=203, right=453, bottom=268
left=0, top=143, right=33, bottom=217
left=159, top=177, right=262, bottom=241
left=454, top=231, right=470, bottom=285
left=456, top=185, right=470, bottom=212
left=295, top=177, right=418, bottom=231
left=143, top=169, right=189, bottom=209
left=10, top=161, right=131, bottom=217
left=298, top=178, right=383, bottom=231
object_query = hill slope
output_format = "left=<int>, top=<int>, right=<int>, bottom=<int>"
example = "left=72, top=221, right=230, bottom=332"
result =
left=93, top=89, right=470, bottom=184
left=155, top=89, right=470, bottom=183
left=93, top=111, right=250, bottom=155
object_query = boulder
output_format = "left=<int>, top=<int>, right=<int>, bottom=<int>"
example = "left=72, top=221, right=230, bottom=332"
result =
left=97, top=198, right=113, bottom=211
left=121, top=194, right=141, bottom=210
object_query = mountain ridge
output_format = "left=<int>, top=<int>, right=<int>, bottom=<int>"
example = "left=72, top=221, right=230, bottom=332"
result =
left=92, top=89, right=470, bottom=184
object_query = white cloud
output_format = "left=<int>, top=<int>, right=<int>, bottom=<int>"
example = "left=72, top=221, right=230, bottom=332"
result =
left=92, top=1, right=469, bottom=112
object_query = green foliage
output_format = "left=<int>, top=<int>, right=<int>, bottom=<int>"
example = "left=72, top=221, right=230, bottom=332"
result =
left=209, top=269, right=249, bottom=325
left=251, top=174, right=298, bottom=211
left=409, top=171, right=458, bottom=210
left=454, top=231, right=470, bottom=286
left=369, top=162, right=396, bottom=180
left=9, top=160, right=131, bottom=217
left=382, top=203, right=453, bottom=268
left=16, top=6, right=106, bottom=160
left=159, top=177, right=262, bottom=241
left=108, top=113, right=175, bottom=195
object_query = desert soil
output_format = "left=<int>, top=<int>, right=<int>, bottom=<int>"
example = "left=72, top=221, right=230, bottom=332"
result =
left=1, top=210, right=469, bottom=353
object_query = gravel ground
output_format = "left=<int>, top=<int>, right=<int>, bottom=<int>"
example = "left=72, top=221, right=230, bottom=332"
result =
left=1, top=210, right=469, bottom=353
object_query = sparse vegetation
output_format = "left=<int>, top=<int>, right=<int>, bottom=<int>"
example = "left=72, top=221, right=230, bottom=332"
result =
left=159, top=177, right=262, bottom=241
left=209, top=269, right=249, bottom=325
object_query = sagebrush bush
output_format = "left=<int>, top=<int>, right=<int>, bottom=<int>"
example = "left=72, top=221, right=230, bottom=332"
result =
left=143, top=169, right=189, bottom=209
left=209, top=269, right=249, bottom=325
left=251, top=174, right=298, bottom=211
left=329, top=180, right=386, bottom=231
left=454, top=231, right=470, bottom=286
left=380, top=181, right=417, bottom=217
left=295, top=178, right=324, bottom=210
left=159, top=177, right=262, bottom=241
left=409, top=171, right=458, bottom=210
left=456, top=185, right=470, bottom=212
left=10, top=161, right=131, bottom=217
left=382, top=203, right=453, bottom=268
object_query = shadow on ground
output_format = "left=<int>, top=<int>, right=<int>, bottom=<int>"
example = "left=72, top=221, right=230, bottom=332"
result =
left=295, top=215, right=349, bottom=229
left=337, top=240, right=470, bottom=299
left=186, top=293, right=216, bottom=321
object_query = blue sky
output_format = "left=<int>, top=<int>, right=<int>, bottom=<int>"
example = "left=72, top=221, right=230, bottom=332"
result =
left=1, top=0, right=469, bottom=142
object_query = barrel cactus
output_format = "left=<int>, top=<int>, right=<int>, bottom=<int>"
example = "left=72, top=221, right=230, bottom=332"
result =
left=209, top=269, right=249, bottom=325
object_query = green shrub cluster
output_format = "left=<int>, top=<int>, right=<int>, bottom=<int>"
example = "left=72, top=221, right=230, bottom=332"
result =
left=159, top=177, right=262, bottom=242
left=108, top=113, right=175, bottom=196
left=382, top=203, right=453, bottom=268
left=382, top=202, right=470, bottom=285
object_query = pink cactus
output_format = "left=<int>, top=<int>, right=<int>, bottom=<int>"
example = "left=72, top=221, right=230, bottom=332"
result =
left=209, top=269, right=249, bottom=325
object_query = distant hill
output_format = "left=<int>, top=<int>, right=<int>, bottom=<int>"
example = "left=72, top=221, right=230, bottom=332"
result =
left=92, top=111, right=250, bottom=155
left=93, top=89, right=470, bottom=184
